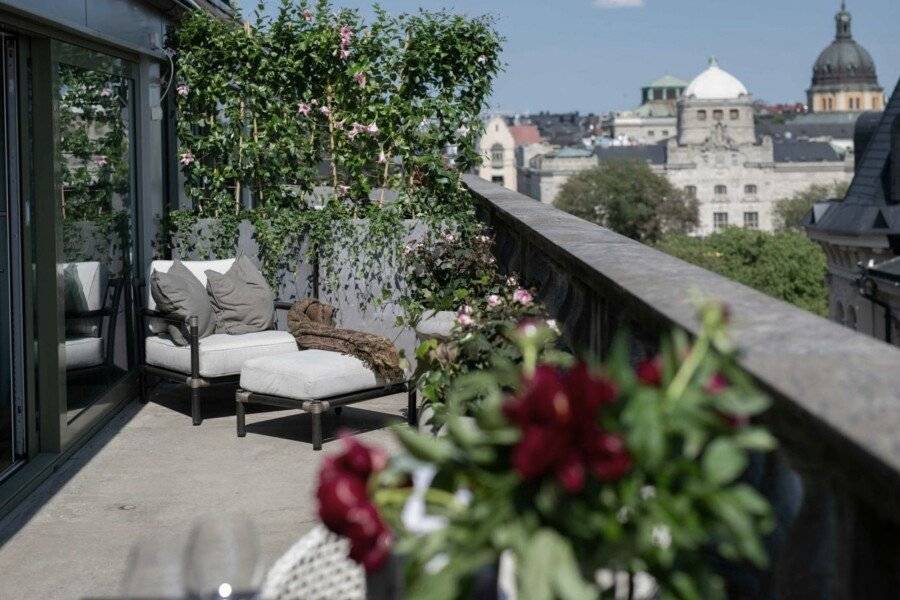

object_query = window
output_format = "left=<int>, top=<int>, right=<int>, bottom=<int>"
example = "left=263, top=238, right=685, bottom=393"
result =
left=491, top=175, right=505, bottom=185
left=713, top=212, right=729, bottom=231
left=714, top=185, right=727, bottom=200
left=490, top=143, right=504, bottom=168
left=713, top=109, right=724, bottom=121
left=684, top=185, right=697, bottom=198
left=647, top=130, right=655, bottom=137
left=661, top=130, right=669, bottom=137
left=729, top=109, right=739, bottom=120
left=744, top=184, right=757, bottom=195
left=743, top=211, right=759, bottom=230
left=697, top=110, right=707, bottom=121
left=873, top=96, right=882, bottom=110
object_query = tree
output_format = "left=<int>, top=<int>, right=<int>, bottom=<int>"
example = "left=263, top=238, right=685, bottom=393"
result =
left=773, top=181, right=849, bottom=231
left=657, top=228, right=829, bottom=316
left=554, top=159, right=698, bottom=244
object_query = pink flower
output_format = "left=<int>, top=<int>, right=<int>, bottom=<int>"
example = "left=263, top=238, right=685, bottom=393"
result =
left=176, top=84, right=189, bottom=97
left=94, top=155, right=109, bottom=167
left=320, top=105, right=332, bottom=116
left=456, top=312, right=475, bottom=327
left=443, top=233, right=456, bottom=243
left=487, top=294, right=502, bottom=307
left=366, top=122, right=379, bottom=134
left=378, top=151, right=388, bottom=164
left=337, top=185, right=350, bottom=195
left=339, top=49, right=351, bottom=60
left=340, top=25, right=353, bottom=45
left=512, top=288, right=533, bottom=306
left=99, top=87, right=112, bottom=98
left=303, top=9, right=313, bottom=22
left=459, top=305, right=473, bottom=316
left=179, top=151, right=195, bottom=166
left=354, top=72, right=367, bottom=87
left=297, top=102, right=312, bottom=116
left=347, top=122, right=366, bottom=139
left=506, top=275, right=518, bottom=286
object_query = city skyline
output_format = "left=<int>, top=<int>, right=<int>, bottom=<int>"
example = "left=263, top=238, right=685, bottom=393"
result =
left=238, top=0, right=900, bottom=114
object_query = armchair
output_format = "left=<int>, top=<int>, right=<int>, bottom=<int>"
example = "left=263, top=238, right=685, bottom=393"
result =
left=134, top=259, right=299, bottom=426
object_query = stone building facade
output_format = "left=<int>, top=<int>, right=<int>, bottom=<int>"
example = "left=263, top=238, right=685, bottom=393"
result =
left=808, top=2, right=884, bottom=113
left=519, top=59, right=853, bottom=229
left=606, top=75, right=687, bottom=144
left=517, top=148, right=597, bottom=204
left=806, top=79, right=900, bottom=346
left=477, top=116, right=544, bottom=191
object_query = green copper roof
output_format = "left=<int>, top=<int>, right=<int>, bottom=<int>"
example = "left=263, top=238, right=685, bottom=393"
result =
left=644, top=74, right=688, bottom=89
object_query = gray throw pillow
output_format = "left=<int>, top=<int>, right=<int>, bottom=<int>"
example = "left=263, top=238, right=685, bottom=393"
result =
left=205, top=255, right=275, bottom=335
left=150, top=259, right=216, bottom=346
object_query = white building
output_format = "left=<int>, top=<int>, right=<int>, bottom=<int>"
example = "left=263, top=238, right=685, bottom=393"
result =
left=520, top=59, right=854, bottom=233
left=477, top=116, right=545, bottom=191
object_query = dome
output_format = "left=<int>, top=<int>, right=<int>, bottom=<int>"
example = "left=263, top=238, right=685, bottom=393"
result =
left=811, top=6, right=879, bottom=88
left=684, top=58, right=749, bottom=100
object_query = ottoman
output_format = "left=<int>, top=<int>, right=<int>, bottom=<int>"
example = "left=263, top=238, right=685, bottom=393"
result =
left=236, top=350, right=413, bottom=450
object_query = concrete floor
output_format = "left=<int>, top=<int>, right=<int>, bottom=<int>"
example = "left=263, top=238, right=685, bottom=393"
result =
left=0, top=385, right=407, bottom=600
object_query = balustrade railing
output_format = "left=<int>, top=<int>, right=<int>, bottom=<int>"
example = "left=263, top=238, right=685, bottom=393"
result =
left=464, top=174, right=900, bottom=599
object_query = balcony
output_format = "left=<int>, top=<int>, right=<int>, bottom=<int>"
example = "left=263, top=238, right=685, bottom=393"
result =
left=0, top=177, right=898, bottom=599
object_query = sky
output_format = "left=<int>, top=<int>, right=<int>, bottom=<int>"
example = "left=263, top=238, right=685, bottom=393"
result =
left=237, top=0, right=900, bottom=115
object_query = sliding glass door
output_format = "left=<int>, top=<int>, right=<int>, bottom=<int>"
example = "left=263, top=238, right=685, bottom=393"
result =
left=0, top=33, right=25, bottom=477
left=52, top=41, right=136, bottom=429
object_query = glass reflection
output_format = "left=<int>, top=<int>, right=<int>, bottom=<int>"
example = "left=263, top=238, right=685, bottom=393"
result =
left=54, top=42, right=134, bottom=424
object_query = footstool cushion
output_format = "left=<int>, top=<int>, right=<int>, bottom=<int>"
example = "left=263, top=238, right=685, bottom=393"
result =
left=240, top=350, right=391, bottom=400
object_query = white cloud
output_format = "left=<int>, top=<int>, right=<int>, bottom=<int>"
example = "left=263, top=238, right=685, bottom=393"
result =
left=593, top=0, right=645, bottom=8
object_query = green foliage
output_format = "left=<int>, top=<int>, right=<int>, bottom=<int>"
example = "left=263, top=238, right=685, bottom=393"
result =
left=379, top=304, right=775, bottom=599
left=414, top=277, right=555, bottom=430
left=55, top=58, right=133, bottom=271
left=398, top=227, right=501, bottom=326
left=167, top=1, right=503, bottom=288
left=554, top=160, right=698, bottom=244
left=773, top=181, right=849, bottom=231
left=657, top=228, right=829, bottom=316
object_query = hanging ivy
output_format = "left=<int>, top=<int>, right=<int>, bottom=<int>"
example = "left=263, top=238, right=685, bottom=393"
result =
left=167, top=0, right=502, bottom=291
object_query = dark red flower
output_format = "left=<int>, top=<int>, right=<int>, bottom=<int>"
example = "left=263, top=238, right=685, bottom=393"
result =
left=636, top=357, right=663, bottom=387
left=317, top=476, right=368, bottom=534
left=504, top=362, right=631, bottom=493
left=316, top=436, right=391, bottom=573
left=333, top=432, right=388, bottom=479
left=705, top=373, right=729, bottom=394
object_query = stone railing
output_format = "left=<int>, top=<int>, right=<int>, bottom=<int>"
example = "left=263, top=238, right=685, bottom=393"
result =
left=463, top=174, right=900, bottom=599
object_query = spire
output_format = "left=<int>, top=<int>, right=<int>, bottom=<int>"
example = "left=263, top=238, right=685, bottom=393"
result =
left=836, top=1, right=852, bottom=39
left=708, top=56, right=718, bottom=68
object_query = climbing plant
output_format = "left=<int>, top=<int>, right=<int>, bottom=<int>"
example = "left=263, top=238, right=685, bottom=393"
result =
left=168, top=0, right=502, bottom=289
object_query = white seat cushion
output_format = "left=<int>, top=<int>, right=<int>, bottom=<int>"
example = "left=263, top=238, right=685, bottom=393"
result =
left=146, top=330, right=297, bottom=378
left=240, top=350, right=393, bottom=400
left=65, top=336, right=104, bottom=370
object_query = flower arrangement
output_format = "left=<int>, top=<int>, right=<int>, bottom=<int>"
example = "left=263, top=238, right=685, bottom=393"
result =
left=318, top=302, right=776, bottom=599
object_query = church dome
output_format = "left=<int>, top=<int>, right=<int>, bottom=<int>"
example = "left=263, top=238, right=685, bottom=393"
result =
left=684, top=58, right=749, bottom=100
left=811, top=4, right=879, bottom=89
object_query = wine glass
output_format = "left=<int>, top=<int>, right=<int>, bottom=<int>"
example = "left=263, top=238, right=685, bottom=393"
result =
left=183, top=513, right=263, bottom=599
left=120, top=534, right=186, bottom=599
